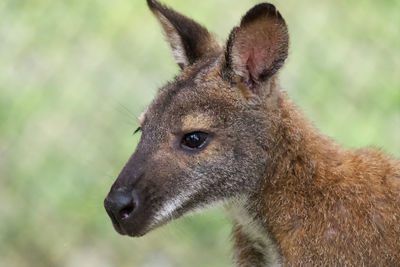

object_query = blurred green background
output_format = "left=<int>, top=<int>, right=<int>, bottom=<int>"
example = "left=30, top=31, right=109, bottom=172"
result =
left=0, top=0, right=399, bottom=266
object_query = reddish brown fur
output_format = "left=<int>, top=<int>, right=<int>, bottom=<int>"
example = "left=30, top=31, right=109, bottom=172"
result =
left=250, top=95, right=400, bottom=265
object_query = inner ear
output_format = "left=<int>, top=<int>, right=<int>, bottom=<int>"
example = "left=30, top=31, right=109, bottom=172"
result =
left=224, top=3, right=289, bottom=94
left=147, top=0, right=221, bottom=69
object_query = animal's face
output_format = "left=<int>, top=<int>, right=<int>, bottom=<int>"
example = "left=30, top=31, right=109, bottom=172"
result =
left=104, top=0, right=289, bottom=237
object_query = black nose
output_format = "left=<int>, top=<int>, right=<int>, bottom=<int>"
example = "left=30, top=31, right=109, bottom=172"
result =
left=104, top=187, right=138, bottom=221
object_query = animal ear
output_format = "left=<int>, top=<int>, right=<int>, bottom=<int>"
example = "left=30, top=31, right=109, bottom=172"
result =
left=147, top=0, right=221, bottom=69
left=224, top=3, right=289, bottom=95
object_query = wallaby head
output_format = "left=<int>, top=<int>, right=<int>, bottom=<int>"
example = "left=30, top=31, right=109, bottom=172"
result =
left=104, top=0, right=289, bottom=237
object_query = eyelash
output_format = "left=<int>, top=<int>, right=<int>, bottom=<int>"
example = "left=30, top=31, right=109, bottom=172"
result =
left=133, top=127, right=142, bottom=135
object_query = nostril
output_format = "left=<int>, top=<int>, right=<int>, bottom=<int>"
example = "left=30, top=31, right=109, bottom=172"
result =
left=105, top=188, right=140, bottom=221
left=119, top=200, right=136, bottom=219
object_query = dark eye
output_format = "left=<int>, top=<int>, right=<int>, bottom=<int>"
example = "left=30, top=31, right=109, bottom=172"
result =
left=181, top=132, right=208, bottom=150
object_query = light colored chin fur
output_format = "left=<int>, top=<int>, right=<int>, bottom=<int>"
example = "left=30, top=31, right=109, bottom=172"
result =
left=149, top=193, right=283, bottom=266
left=226, top=196, right=282, bottom=267
left=148, top=186, right=225, bottom=231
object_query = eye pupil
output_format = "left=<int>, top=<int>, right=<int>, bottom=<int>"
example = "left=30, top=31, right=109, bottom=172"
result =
left=181, top=132, right=208, bottom=150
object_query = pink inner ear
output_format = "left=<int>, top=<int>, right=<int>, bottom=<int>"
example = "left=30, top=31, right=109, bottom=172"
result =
left=249, top=46, right=273, bottom=80
left=243, top=36, right=275, bottom=78
left=232, top=24, right=285, bottom=88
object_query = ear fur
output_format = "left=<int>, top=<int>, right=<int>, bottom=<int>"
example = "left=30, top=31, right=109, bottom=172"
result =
left=224, top=3, right=289, bottom=95
left=147, top=0, right=221, bottom=69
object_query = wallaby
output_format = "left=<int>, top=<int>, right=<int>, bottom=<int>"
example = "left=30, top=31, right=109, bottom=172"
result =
left=104, top=0, right=400, bottom=265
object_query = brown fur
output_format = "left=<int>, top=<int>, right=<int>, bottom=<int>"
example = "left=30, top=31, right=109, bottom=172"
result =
left=253, top=95, right=400, bottom=265
left=104, top=1, right=400, bottom=266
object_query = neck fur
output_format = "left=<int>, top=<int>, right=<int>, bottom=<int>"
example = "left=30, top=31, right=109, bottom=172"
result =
left=227, top=93, right=344, bottom=264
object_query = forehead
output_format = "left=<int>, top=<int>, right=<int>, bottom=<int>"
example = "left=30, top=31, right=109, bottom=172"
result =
left=142, top=56, right=239, bottom=129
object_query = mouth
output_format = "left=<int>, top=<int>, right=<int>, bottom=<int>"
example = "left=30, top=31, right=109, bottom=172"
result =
left=104, top=183, right=196, bottom=238
left=107, top=215, right=148, bottom=237
left=104, top=200, right=151, bottom=237
left=104, top=205, right=127, bottom=235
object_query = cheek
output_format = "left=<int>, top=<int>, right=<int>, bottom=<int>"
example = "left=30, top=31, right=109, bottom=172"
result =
left=190, top=141, right=238, bottom=180
left=151, top=133, right=237, bottom=184
left=150, top=150, right=186, bottom=179
left=149, top=139, right=252, bottom=202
